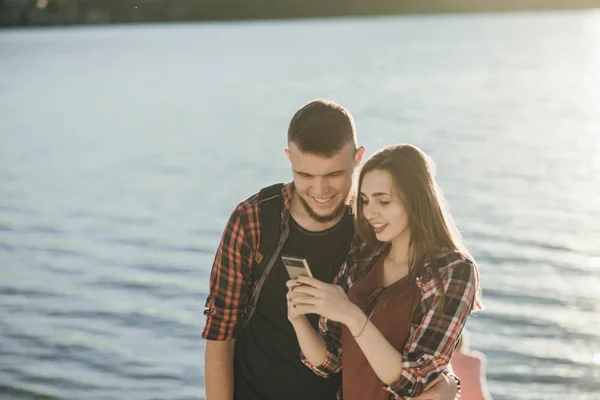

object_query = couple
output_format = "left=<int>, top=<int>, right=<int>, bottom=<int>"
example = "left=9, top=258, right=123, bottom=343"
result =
left=203, top=99, right=483, bottom=400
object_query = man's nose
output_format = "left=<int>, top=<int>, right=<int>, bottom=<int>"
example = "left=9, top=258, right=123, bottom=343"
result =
left=312, top=177, right=329, bottom=195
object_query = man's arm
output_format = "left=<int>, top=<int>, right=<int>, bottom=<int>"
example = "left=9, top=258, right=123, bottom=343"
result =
left=202, top=202, right=257, bottom=399
left=205, top=339, right=236, bottom=400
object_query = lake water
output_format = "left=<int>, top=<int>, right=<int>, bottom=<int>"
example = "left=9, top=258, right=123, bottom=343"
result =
left=1, top=9, right=600, bottom=400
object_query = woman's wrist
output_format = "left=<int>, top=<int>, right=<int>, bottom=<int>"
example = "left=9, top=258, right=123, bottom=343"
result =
left=345, top=304, right=367, bottom=335
left=289, top=314, right=308, bottom=325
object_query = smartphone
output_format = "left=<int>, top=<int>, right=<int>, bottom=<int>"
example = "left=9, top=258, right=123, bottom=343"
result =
left=281, top=255, right=313, bottom=280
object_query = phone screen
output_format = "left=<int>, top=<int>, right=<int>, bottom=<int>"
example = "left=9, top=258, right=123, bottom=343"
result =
left=281, top=255, right=313, bottom=279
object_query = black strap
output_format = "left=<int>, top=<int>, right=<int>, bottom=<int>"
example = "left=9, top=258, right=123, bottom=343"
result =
left=252, top=183, right=284, bottom=280
left=241, top=183, right=286, bottom=333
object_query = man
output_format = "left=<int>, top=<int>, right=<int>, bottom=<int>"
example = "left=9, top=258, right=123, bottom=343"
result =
left=203, top=99, right=458, bottom=400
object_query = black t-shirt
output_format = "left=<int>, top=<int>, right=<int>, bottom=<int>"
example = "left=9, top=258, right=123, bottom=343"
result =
left=234, top=211, right=354, bottom=400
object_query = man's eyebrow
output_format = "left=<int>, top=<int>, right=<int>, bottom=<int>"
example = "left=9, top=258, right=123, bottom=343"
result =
left=293, top=170, right=312, bottom=175
left=294, top=169, right=346, bottom=176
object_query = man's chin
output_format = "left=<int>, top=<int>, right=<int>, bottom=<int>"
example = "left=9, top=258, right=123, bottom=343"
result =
left=300, top=197, right=347, bottom=224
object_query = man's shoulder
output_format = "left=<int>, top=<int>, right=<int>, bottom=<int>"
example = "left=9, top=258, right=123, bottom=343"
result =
left=232, top=190, right=260, bottom=217
left=229, top=182, right=292, bottom=221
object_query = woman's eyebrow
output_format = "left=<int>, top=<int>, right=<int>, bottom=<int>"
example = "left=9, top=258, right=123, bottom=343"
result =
left=359, top=192, right=391, bottom=197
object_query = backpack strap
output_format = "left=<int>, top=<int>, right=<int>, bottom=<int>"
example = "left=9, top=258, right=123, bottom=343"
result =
left=252, top=183, right=284, bottom=280
left=243, top=183, right=289, bottom=330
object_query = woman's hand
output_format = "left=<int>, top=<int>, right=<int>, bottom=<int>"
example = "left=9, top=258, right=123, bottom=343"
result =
left=286, top=276, right=361, bottom=327
left=285, top=279, right=313, bottom=322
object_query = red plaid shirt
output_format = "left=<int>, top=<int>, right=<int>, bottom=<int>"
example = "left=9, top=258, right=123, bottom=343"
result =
left=202, top=183, right=293, bottom=340
left=302, top=241, right=480, bottom=399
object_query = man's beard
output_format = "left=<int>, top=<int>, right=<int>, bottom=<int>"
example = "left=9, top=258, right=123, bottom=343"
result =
left=298, top=194, right=348, bottom=224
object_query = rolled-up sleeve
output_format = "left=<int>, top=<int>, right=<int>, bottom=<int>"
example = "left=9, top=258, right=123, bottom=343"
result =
left=300, top=317, right=344, bottom=377
left=384, top=258, right=478, bottom=398
left=202, top=208, right=254, bottom=340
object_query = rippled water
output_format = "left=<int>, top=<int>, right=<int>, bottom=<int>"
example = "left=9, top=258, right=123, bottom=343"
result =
left=1, top=10, right=600, bottom=400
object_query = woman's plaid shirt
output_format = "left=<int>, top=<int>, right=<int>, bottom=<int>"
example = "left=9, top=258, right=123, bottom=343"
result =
left=301, top=241, right=480, bottom=399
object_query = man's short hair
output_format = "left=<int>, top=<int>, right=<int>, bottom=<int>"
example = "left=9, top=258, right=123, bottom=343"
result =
left=288, top=99, right=357, bottom=157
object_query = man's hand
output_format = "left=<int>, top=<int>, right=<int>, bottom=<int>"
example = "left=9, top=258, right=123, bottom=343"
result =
left=412, top=373, right=458, bottom=400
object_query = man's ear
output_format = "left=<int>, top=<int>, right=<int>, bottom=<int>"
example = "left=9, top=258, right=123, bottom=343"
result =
left=355, top=146, right=366, bottom=167
left=285, top=148, right=291, bottom=164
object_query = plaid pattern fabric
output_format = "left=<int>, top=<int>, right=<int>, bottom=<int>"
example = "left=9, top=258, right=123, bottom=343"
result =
left=302, top=241, right=479, bottom=399
left=201, top=183, right=293, bottom=340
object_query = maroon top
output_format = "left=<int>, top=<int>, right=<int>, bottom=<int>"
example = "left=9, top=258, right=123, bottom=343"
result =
left=342, top=254, right=420, bottom=400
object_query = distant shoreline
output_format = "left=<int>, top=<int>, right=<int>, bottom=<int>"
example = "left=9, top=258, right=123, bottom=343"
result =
left=1, top=0, right=600, bottom=28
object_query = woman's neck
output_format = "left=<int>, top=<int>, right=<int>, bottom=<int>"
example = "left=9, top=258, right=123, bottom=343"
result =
left=387, top=230, right=412, bottom=266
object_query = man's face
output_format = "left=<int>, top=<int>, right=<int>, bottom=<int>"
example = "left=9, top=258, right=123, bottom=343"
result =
left=286, top=142, right=364, bottom=223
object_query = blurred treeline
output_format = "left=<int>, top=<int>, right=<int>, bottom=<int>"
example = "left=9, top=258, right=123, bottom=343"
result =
left=1, top=0, right=600, bottom=27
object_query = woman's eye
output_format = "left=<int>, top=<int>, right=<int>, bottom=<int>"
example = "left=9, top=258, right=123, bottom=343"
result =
left=379, top=201, right=390, bottom=206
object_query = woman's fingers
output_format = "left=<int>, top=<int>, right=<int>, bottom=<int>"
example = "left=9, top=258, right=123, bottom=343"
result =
left=286, top=279, right=303, bottom=289
left=295, top=276, right=328, bottom=289
left=290, top=304, right=316, bottom=315
left=287, top=292, right=317, bottom=305
left=287, top=292, right=317, bottom=317
left=291, top=284, right=323, bottom=298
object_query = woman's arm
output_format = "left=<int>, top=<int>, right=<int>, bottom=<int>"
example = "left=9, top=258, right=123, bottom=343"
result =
left=286, top=286, right=328, bottom=366
left=385, top=258, right=478, bottom=398
left=343, top=303, right=405, bottom=385
left=290, top=277, right=406, bottom=384
left=292, top=256, right=477, bottom=399
left=286, top=258, right=355, bottom=376
left=288, top=316, right=327, bottom=365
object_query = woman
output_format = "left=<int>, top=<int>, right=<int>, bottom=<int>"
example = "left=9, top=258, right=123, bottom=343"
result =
left=286, top=144, right=483, bottom=400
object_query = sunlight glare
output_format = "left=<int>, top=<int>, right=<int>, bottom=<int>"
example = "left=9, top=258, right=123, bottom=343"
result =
left=584, top=12, right=600, bottom=213
left=583, top=12, right=600, bottom=113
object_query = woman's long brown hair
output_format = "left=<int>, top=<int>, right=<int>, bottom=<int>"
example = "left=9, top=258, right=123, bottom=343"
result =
left=354, top=144, right=483, bottom=312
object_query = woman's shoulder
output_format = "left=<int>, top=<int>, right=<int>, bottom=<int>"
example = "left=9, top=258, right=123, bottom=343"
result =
left=436, top=250, right=475, bottom=268
left=424, top=250, right=477, bottom=282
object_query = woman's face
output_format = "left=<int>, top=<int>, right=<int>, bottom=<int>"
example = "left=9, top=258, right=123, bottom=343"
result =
left=359, top=169, right=410, bottom=243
